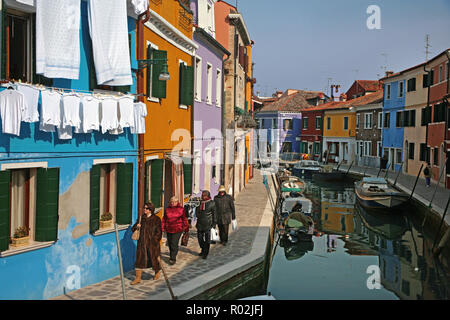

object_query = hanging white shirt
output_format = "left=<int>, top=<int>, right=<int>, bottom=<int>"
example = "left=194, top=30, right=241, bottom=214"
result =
left=17, top=84, right=40, bottom=123
left=62, top=94, right=81, bottom=129
left=0, top=89, right=26, bottom=136
left=118, top=96, right=134, bottom=129
left=130, top=102, right=147, bottom=134
left=79, top=95, right=100, bottom=133
left=131, top=0, right=148, bottom=15
left=88, top=0, right=132, bottom=86
left=40, top=90, right=61, bottom=132
left=57, top=124, right=73, bottom=140
left=36, top=0, right=81, bottom=79
left=100, top=98, right=119, bottom=134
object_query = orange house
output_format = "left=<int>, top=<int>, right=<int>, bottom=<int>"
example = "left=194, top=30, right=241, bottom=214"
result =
left=137, top=0, right=198, bottom=213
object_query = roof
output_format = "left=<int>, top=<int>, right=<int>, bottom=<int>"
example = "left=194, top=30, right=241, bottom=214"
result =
left=258, top=92, right=311, bottom=113
left=194, top=27, right=231, bottom=56
left=228, top=13, right=251, bottom=46
left=353, top=80, right=381, bottom=92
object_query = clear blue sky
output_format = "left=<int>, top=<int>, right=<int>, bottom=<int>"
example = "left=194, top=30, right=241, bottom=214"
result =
left=235, top=0, right=450, bottom=97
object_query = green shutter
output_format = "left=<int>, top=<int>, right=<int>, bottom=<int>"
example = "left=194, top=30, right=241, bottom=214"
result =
left=144, top=160, right=150, bottom=204
left=90, top=165, right=101, bottom=234
left=152, top=50, right=167, bottom=99
left=150, top=159, right=164, bottom=208
left=35, top=168, right=59, bottom=242
left=1, top=2, right=6, bottom=80
left=183, top=158, right=192, bottom=195
left=146, top=45, right=153, bottom=97
left=0, top=170, right=10, bottom=252
left=116, top=163, right=133, bottom=225
left=180, top=64, right=194, bottom=106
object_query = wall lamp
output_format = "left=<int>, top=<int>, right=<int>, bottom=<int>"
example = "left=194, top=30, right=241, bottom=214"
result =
left=137, top=58, right=170, bottom=81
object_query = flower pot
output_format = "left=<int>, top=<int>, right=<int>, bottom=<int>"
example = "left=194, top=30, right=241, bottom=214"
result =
left=11, top=236, right=30, bottom=247
left=100, top=220, right=113, bottom=229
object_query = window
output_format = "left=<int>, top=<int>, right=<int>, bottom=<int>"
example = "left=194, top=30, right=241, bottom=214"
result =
left=364, top=113, right=373, bottom=129
left=283, top=119, right=293, bottom=130
left=433, top=103, right=446, bottom=123
left=193, top=151, right=201, bottom=194
left=356, top=114, right=360, bottom=129
left=407, top=78, right=416, bottom=92
left=327, top=117, right=331, bottom=130
left=364, top=141, right=372, bottom=156
left=386, top=84, right=391, bottom=99
left=396, top=111, right=405, bottom=127
left=216, top=69, right=222, bottom=106
left=409, top=143, right=415, bottom=160
left=419, top=143, right=430, bottom=162
left=439, top=66, right=443, bottom=83
left=343, top=117, right=349, bottom=130
left=396, top=149, right=402, bottom=164
left=179, top=61, right=194, bottom=107
left=384, top=112, right=390, bottom=128
left=358, top=141, right=364, bottom=157
left=195, top=57, right=202, bottom=101
left=378, top=112, right=383, bottom=129
left=146, top=43, right=166, bottom=100
left=0, top=166, right=60, bottom=253
left=421, top=106, right=432, bottom=126
left=315, top=116, right=322, bottom=129
left=398, top=81, right=404, bottom=98
left=377, top=141, right=382, bottom=157
left=99, top=164, right=117, bottom=227
left=206, top=63, right=212, bottom=104
left=204, top=149, right=212, bottom=191
left=272, top=118, right=277, bottom=129
left=215, top=147, right=221, bottom=184
left=146, top=159, right=164, bottom=207
left=434, top=147, right=439, bottom=166
left=302, top=117, right=308, bottom=130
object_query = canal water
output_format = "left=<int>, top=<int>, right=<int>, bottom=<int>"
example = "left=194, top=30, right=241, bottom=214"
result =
left=266, top=179, right=450, bottom=300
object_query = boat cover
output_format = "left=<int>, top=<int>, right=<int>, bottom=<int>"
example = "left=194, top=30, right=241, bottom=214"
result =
left=362, top=177, right=387, bottom=184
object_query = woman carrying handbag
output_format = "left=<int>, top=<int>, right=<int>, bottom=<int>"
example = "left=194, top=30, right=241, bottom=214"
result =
left=162, top=196, right=189, bottom=265
left=130, top=202, right=162, bottom=285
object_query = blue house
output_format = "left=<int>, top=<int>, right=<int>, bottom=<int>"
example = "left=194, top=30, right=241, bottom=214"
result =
left=381, top=74, right=406, bottom=172
left=0, top=1, right=141, bottom=299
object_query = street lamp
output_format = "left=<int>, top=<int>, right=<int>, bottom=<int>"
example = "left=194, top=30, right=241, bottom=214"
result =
left=137, top=58, right=170, bottom=81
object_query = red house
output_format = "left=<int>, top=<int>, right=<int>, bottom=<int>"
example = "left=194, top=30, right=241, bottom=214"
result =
left=346, top=80, right=382, bottom=100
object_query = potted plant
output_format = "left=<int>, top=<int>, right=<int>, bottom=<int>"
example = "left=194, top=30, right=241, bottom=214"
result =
left=100, top=212, right=113, bottom=229
left=11, top=226, right=30, bottom=247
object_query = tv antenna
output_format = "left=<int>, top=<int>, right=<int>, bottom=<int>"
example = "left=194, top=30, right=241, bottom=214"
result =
left=425, top=34, right=432, bottom=61
left=380, top=53, right=388, bottom=73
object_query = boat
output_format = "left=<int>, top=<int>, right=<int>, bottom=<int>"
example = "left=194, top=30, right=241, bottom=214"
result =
left=311, top=164, right=351, bottom=183
left=292, top=160, right=322, bottom=179
left=280, top=236, right=314, bottom=260
left=279, top=194, right=314, bottom=243
left=280, top=179, right=306, bottom=194
left=279, top=152, right=302, bottom=169
left=354, top=177, right=409, bottom=209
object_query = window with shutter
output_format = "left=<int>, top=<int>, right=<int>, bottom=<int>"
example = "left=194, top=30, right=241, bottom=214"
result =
left=116, top=163, right=133, bottom=225
left=182, top=157, right=192, bottom=195
left=152, top=50, right=167, bottom=99
left=35, top=168, right=59, bottom=242
left=0, top=170, right=11, bottom=252
left=179, top=62, right=194, bottom=107
left=150, top=159, right=164, bottom=208
left=90, top=165, right=101, bottom=233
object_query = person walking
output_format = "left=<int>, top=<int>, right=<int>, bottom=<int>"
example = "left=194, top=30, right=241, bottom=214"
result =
left=131, top=202, right=162, bottom=285
left=424, top=163, right=432, bottom=188
left=196, top=190, right=216, bottom=259
left=162, top=196, right=189, bottom=265
left=214, top=185, right=235, bottom=246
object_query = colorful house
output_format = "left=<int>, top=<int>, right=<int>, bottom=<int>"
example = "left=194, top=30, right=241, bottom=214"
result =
left=424, top=49, right=450, bottom=187
left=381, top=72, right=407, bottom=172
left=345, top=80, right=382, bottom=100
left=139, top=0, right=197, bottom=211
left=190, top=0, right=230, bottom=197
left=0, top=1, right=140, bottom=299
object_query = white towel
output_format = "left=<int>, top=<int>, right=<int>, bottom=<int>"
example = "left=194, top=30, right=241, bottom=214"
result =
left=100, top=98, right=119, bottom=134
left=118, top=96, right=134, bottom=128
left=36, top=0, right=81, bottom=79
left=62, top=94, right=81, bottom=128
left=88, top=0, right=132, bottom=86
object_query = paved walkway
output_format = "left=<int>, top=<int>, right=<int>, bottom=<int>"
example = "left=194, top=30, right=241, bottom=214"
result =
left=53, top=170, right=274, bottom=300
left=336, top=163, right=450, bottom=226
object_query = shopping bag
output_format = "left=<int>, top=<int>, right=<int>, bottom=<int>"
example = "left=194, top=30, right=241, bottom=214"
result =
left=210, top=228, right=220, bottom=242
left=232, top=219, right=238, bottom=231
left=181, top=231, right=189, bottom=246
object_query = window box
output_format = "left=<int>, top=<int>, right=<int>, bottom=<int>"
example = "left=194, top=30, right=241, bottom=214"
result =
left=100, top=220, right=113, bottom=229
left=10, top=235, right=31, bottom=248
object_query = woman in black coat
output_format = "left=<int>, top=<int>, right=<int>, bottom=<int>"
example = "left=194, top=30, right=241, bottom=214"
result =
left=196, top=190, right=216, bottom=259
left=130, top=202, right=162, bottom=285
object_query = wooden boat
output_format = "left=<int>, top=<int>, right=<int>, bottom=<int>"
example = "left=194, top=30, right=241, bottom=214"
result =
left=312, top=164, right=350, bottom=183
left=280, top=179, right=306, bottom=194
left=292, top=160, right=322, bottom=179
left=354, top=177, right=409, bottom=209
left=279, top=195, right=314, bottom=243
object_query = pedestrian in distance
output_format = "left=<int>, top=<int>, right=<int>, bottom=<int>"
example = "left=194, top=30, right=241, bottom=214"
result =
left=131, top=202, right=162, bottom=285
left=380, top=153, right=388, bottom=170
left=197, top=190, right=216, bottom=259
left=424, top=163, right=432, bottom=188
left=162, top=196, right=189, bottom=265
left=214, top=185, right=236, bottom=246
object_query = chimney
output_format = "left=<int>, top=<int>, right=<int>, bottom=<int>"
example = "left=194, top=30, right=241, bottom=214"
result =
left=385, top=71, right=394, bottom=78
left=339, top=93, right=347, bottom=102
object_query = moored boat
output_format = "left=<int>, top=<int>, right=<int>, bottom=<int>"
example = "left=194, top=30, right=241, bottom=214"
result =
left=292, top=160, right=322, bottom=179
left=354, top=177, right=409, bottom=210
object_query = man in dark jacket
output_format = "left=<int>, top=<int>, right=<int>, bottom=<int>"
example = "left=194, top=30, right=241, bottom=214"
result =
left=196, top=190, right=216, bottom=259
left=214, top=185, right=236, bottom=246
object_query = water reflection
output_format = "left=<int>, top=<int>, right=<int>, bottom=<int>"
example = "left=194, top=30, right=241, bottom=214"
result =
left=268, top=181, right=450, bottom=300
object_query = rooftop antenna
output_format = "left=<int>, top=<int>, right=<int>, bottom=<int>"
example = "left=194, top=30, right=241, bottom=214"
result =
left=327, top=78, right=332, bottom=96
left=380, top=53, right=388, bottom=73
left=425, top=34, right=432, bottom=61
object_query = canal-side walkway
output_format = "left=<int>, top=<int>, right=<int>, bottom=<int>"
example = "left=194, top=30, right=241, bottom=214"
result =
left=53, top=169, right=275, bottom=300
left=335, top=163, right=450, bottom=226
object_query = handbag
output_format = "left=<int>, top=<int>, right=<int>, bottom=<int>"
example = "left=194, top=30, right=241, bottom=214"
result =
left=181, top=231, right=189, bottom=246
left=131, top=215, right=142, bottom=241
left=210, top=227, right=220, bottom=242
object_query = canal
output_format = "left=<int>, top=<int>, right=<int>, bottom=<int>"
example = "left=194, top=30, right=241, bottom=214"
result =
left=266, top=178, right=450, bottom=300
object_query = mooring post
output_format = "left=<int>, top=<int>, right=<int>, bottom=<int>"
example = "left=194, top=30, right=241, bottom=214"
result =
left=383, top=163, right=391, bottom=179
left=336, top=160, right=343, bottom=171
left=114, top=223, right=127, bottom=300
left=346, top=160, right=354, bottom=175
left=409, top=163, right=424, bottom=201
left=376, top=166, right=382, bottom=177
left=432, top=194, right=450, bottom=254
left=393, top=162, right=403, bottom=187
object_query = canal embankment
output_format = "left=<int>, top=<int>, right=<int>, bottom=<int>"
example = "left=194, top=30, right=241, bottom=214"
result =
left=53, top=169, right=276, bottom=300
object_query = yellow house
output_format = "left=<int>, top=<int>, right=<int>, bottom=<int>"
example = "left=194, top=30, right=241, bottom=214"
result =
left=323, top=103, right=357, bottom=163
left=137, top=0, right=198, bottom=213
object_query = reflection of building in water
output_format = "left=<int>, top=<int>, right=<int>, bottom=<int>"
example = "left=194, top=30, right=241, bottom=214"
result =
left=320, top=188, right=355, bottom=235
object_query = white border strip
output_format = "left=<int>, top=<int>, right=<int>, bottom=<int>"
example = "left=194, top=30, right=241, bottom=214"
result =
left=93, top=158, right=125, bottom=165
left=1, top=161, right=48, bottom=171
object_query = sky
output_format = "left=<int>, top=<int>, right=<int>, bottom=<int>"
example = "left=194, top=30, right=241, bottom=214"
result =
left=234, top=0, right=450, bottom=97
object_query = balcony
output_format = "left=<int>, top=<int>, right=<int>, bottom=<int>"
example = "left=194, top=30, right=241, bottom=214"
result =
left=235, top=107, right=257, bottom=129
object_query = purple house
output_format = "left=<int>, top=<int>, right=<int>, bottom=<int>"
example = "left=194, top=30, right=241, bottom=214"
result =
left=191, top=0, right=230, bottom=197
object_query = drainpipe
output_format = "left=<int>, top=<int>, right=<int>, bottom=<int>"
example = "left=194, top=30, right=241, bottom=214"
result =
left=424, top=63, right=431, bottom=165
left=444, top=50, right=450, bottom=186
left=137, top=8, right=150, bottom=213
left=221, top=50, right=231, bottom=188
left=232, top=21, right=238, bottom=200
